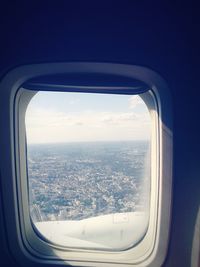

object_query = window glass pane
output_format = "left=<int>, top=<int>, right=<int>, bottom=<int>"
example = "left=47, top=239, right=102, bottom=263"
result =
left=25, top=92, right=151, bottom=250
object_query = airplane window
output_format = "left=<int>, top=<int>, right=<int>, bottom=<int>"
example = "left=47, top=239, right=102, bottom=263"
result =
left=25, top=91, right=151, bottom=250
left=0, top=63, right=172, bottom=266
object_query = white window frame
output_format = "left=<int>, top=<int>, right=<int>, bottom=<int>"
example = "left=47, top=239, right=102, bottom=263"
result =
left=0, top=63, right=172, bottom=267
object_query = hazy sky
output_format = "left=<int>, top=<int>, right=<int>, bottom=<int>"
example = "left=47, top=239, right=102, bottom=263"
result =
left=25, top=92, right=151, bottom=144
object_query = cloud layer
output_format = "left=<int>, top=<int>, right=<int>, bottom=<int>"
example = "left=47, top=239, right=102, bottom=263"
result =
left=26, top=110, right=151, bottom=144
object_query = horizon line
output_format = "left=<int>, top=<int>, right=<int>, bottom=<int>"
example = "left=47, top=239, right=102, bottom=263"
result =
left=27, top=139, right=150, bottom=145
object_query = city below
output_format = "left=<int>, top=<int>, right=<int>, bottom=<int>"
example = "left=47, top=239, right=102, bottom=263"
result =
left=27, top=141, right=150, bottom=222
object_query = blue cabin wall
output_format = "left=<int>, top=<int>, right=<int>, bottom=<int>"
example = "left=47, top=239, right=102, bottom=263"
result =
left=0, top=2, right=199, bottom=266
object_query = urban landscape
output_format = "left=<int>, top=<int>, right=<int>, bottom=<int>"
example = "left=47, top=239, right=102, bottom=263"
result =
left=28, top=141, right=150, bottom=222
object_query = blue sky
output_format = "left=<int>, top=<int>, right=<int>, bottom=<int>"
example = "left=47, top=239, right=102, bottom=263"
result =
left=25, top=92, right=151, bottom=144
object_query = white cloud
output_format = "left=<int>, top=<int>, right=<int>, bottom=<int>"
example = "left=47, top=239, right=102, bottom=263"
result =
left=128, top=95, right=145, bottom=109
left=25, top=107, right=151, bottom=144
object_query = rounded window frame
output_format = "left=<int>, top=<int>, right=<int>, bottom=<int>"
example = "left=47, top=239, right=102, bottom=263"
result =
left=0, top=63, right=172, bottom=267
